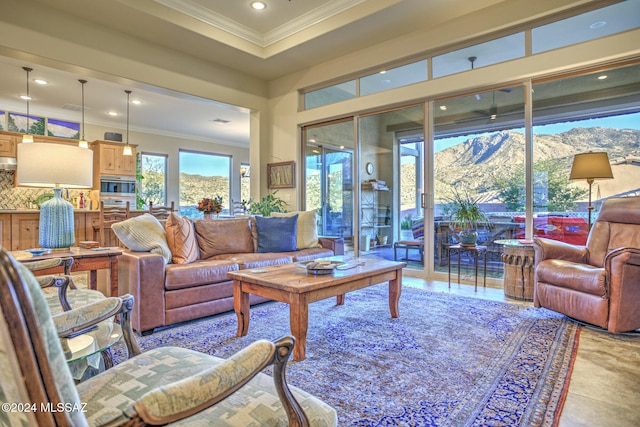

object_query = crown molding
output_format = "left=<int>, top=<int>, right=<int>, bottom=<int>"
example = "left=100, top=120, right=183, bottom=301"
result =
left=154, top=0, right=367, bottom=48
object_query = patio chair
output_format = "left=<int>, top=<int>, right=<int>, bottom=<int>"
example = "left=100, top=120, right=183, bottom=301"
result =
left=0, top=248, right=338, bottom=426
left=394, top=219, right=424, bottom=262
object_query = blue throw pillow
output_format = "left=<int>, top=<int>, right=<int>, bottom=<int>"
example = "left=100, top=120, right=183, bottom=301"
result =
left=256, top=215, right=298, bottom=252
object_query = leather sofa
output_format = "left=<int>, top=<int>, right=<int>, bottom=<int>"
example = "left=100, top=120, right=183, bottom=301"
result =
left=533, top=196, right=640, bottom=333
left=118, top=215, right=344, bottom=334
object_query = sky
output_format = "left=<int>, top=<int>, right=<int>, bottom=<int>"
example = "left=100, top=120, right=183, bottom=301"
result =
left=180, top=151, right=230, bottom=176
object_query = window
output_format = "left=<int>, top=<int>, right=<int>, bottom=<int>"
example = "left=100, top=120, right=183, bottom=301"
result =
left=360, top=60, right=428, bottom=96
left=140, top=153, right=167, bottom=208
left=179, top=150, right=231, bottom=218
left=432, top=33, right=525, bottom=79
left=304, top=80, right=357, bottom=110
left=532, top=0, right=640, bottom=54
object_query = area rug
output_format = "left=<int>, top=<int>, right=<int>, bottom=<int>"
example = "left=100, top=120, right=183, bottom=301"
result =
left=114, top=285, right=579, bottom=426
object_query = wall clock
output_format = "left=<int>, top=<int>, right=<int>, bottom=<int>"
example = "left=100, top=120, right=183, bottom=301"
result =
left=365, top=162, right=374, bottom=175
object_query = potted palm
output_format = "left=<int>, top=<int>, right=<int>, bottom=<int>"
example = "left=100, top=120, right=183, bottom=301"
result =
left=449, top=190, right=488, bottom=246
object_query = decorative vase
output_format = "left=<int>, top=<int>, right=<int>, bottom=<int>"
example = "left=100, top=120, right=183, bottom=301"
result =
left=458, top=229, right=478, bottom=246
left=208, top=212, right=219, bottom=220
left=39, top=187, right=75, bottom=249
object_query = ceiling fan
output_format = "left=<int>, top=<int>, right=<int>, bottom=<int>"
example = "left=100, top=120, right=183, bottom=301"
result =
left=472, top=90, right=498, bottom=121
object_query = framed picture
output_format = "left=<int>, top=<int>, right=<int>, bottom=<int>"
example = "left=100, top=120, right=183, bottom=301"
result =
left=268, top=161, right=295, bottom=189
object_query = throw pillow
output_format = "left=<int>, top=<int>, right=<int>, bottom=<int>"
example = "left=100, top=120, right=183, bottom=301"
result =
left=255, top=215, right=298, bottom=253
left=194, top=218, right=253, bottom=259
left=165, top=213, right=199, bottom=264
left=111, top=214, right=172, bottom=263
left=272, top=210, right=321, bottom=249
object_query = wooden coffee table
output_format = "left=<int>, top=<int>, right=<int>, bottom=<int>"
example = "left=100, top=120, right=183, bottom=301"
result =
left=228, top=257, right=406, bottom=361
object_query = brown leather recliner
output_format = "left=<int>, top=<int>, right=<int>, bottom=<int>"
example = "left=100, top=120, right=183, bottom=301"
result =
left=533, top=196, right=640, bottom=333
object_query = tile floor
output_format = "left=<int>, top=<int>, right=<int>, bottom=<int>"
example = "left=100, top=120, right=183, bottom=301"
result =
left=401, top=277, right=640, bottom=427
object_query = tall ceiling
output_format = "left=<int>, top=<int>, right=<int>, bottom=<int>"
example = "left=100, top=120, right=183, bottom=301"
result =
left=2, top=0, right=628, bottom=147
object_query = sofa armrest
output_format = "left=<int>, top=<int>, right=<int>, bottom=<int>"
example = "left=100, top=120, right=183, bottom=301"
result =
left=533, top=237, right=587, bottom=265
left=605, top=247, right=640, bottom=333
left=319, top=237, right=344, bottom=256
left=119, top=250, right=167, bottom=333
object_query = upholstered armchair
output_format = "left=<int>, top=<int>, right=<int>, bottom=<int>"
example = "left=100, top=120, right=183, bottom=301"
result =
left=533, top=196, right=640, bottom=333
left=0, top=249, right=337, bottom=426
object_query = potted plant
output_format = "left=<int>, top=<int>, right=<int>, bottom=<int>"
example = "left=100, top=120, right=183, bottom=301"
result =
left=247, top=190, right=288, bottom=216
left=449, top=190, right=488, bottom=246
left=400, top=214, right=414, bottom=240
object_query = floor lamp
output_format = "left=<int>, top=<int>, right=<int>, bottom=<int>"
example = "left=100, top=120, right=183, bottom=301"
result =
left=17, top=143, right=93, bottom=250
left=569, top=151, right=613, bottom=229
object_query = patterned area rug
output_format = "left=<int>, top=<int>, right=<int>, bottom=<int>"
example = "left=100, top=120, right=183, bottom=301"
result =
left=114, top=285, right=579, bottom=426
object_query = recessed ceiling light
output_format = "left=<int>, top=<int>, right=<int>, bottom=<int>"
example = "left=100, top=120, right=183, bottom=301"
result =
left=20, top=95, right=31, bottom=100
left=34, top=79, right=48, bottom=85
left=108, top=111, right=118, bottom=116
left=379, top=70, right=387, bottom=74
left=309, top=139, right=317, bottom=143
left=589, top=21, right=606, bottom=29
left=439, top=105, right=447, bottom=111
left=598, top=75, right=608, bottom=80
left=251, top=1, right=266, bottom=10
left=132, top=99, right=142, bottom=105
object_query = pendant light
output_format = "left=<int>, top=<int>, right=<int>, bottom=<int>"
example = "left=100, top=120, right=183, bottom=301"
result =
left=22, top=67, right=34, bottom=143
left=78, top=79, right=89, bottom=148
left=123, top=89, right=132, bottom=156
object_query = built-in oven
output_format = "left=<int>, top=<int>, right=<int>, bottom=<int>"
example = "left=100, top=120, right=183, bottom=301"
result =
left=99, top=176, right=137, bottom=207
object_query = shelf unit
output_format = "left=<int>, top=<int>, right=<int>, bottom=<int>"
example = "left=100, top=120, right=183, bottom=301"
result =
left=361, top=182, right=391, bottom=249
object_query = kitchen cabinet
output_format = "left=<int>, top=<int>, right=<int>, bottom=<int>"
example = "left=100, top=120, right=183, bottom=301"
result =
left=0, top=133, right=17, bottom=157
left=0, top=214, right=11, bottom=249
left=92, top=140, right=137, bottom=177
left=4, top=211, right=99, bottom=251
left=11, top=213, right=40, bottom=250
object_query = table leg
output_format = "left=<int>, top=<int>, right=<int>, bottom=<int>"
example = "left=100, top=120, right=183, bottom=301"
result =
left=233, top=280, right=250, bottom=337
left=448, top=248, right=452, bottom=288
left=336, top=294, right=345, bottom=305
left=457, top=248, right=461, bottom=285
left=90, top=271, right=98, bottom=291
left=483, top=250, right=487, bottom=287
left=109, top=256, right=118, bottom=297
left=389, top=269, right=402, bottom=318
left=474, top=250, right=479, bottom=292
left=290, top=294, right=309, bottom=361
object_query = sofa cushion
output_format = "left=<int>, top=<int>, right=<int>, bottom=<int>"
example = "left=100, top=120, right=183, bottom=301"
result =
left=111, top=214, right=172, bottom=263
left=211, top=253, right=293, bottom=270
left=273, top=210, right=321, bottom=249
left=165, top=213, right=199, bottom=264
left=164, top=260, right=239, bottom=291
left=536, top=259, right=606, bottom=296
left=255, top=215, right=298, bottom=253
left=287, top=247, right=335, bottom=262
left=194, top=218, right=254, bottom=259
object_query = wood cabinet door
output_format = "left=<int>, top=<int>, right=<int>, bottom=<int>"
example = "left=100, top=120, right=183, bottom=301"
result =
left=74, top=213, right=86, bottom=243
left=0, top=134, right=17, bottom=157
left=99, top=144, right=119, bottom=175
left=11, top=213, right=40, bottom=250
left=0, top=214, right=11, bottom=249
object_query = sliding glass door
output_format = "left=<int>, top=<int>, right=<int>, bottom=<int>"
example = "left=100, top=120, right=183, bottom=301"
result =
left=304, top=120, right=354, bottom=247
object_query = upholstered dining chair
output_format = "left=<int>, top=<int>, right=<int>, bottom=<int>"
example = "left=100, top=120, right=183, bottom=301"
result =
left=533, top=196, right=640, bottom=333
left=22, top=256, right=141, bottom=364
left=0, top=248, right=338, bottom=426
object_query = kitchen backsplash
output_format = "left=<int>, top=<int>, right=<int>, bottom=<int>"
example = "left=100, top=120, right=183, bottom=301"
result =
left=0, top=170, right=92, bottom=209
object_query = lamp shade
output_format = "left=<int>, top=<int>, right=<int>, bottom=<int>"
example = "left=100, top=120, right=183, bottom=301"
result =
left=17, top=143, right=93, bottom=249
left=569, top=152, right=613, bottom=180
left=17, top=143, right=93, bottom=188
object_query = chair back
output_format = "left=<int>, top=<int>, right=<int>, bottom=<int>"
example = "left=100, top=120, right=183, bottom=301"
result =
left=587, top=196, right=640, bottom=267
left=0, top=249, right=88, bottom=426
left=95, top=201, right=131, bottom=247
left=148, top=201, right=175, bottom=221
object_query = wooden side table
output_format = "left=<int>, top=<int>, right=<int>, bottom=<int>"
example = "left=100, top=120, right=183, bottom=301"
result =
left=447, top=244, right=487, bottom=291
left=495, top=239, right=535, bottom=301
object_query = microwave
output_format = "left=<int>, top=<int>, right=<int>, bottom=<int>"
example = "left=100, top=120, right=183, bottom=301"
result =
left=100, top=176, right=136, bottom=196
